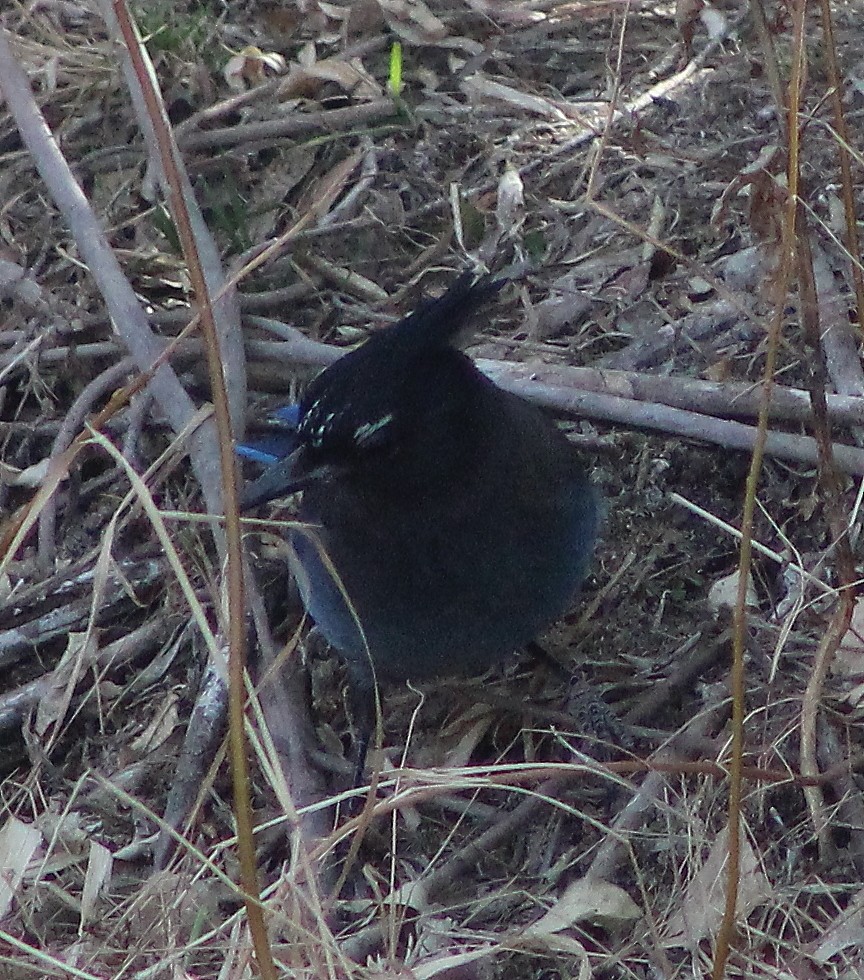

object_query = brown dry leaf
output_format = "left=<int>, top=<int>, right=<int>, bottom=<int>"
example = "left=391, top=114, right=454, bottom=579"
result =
left=344, top=0, right=386, bottom=36
left=0, top=458, right=51, bottom=487
left=526, top=271, right=594, bottom=340
left=80, top=841, right=113, bottom=935
left=526, top=877, right=642, bottom=937
left=843, top=681, right=864, bottom=714
left=375, top=0, right=448, bottom=44
left=809, top=887, right=864, bottom=963
left=461, top=75, right=568, bottom=121
left=700, top=5, right=728, bottom=39
left=835, top=598, right=864, bottom=675
left=835, top=599, right=864, bottom=710
left=383, top=876, right=430, bottom=915
left=259, top=4, right=308, bottom=37
left=518, top=932, right=592, bottom=970
left=279, top=54, right=382, bottom=100
left=703, top=358, right=731, bottom=382
left=748, top=169, right=786, bottom=249
left=662, top=823, right=771, bottom=947
left=675, top=0, right=703, bottom=54
left=599, top=261, right=652, bottom=305
left=317, top=0, right=351, bottom=20
left=35, top=809, right=89, bottom=860
left=0, top=818, right=43, bottom=920
left=707, top=570, right=758, bottom=614
left=413, top=943, right=500, bottom=979
left=461, top=0, right=544, bottom=24
left=35, top=631, right=96, bottom=738
left=129, top=690, right=181, bottom=754
left=245, top=145, right=317, bottom=242
left=496, top=163, right=524, bottom=238
left=294, top=145, right=367, bottom=227
left=711, top=143, right=785, bottom=249
left=223, top=46, right=287, bottom=92
left=437, top=703, right=495, bottom=769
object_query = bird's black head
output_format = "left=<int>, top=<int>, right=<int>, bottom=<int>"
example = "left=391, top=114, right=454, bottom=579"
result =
left=291, top=274, right=503, bottom=496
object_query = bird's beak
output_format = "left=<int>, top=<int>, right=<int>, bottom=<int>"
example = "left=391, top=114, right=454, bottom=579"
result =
left=241, top=446, right=337, bottom=510
left=241, top=446, right=307, bottom=510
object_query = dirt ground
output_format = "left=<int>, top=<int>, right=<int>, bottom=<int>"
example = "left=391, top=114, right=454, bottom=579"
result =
left=1, top=0, right=864, bottom=976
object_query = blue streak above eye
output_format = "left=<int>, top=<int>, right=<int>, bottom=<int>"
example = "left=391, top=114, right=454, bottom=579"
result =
left=271, top=404, right=301, bottom=428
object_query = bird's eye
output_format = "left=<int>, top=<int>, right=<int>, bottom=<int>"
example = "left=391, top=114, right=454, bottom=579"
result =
left=353, top=413, right=394, bottom=450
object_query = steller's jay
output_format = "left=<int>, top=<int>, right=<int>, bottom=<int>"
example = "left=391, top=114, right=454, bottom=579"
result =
left=239, top=273, right=600, bottom=779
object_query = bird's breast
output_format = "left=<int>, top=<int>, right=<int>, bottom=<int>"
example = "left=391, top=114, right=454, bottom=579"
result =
left=289, top=468, right=598, bottom=682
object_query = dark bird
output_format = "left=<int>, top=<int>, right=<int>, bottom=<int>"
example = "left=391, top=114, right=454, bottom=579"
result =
left=239, top=274, right=600, bottom=780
